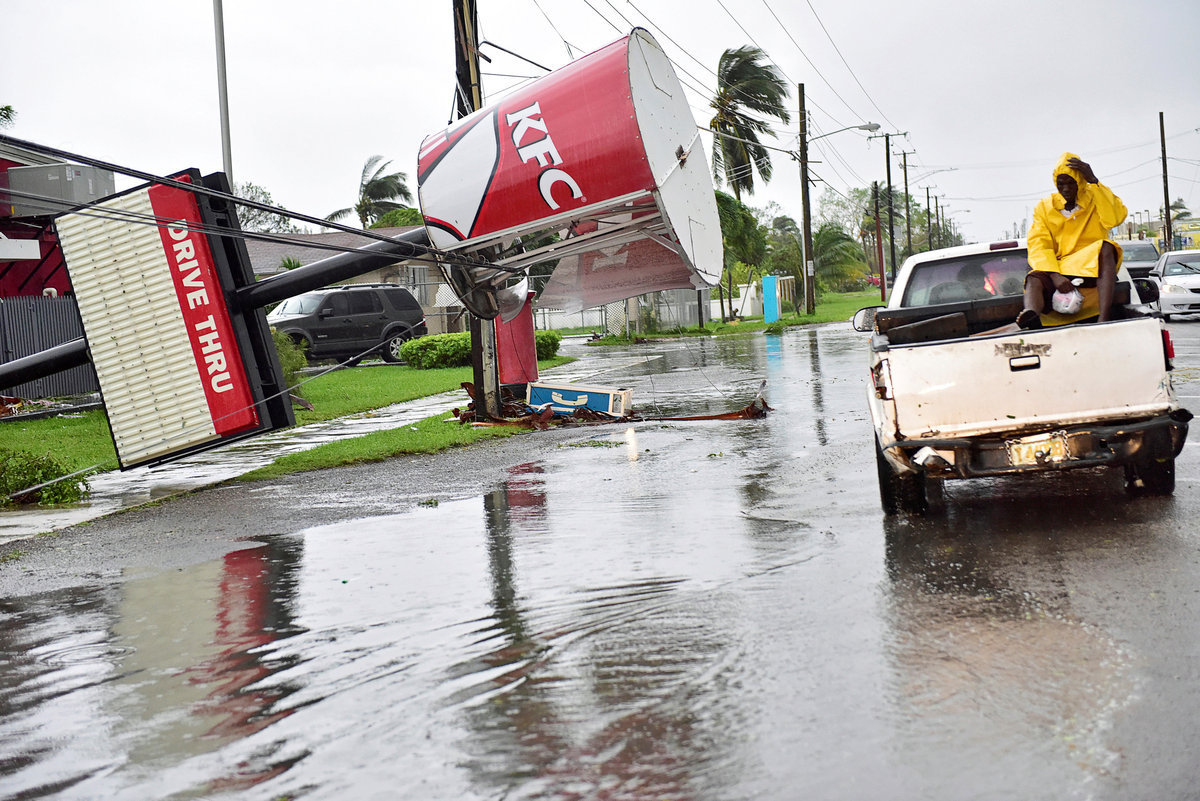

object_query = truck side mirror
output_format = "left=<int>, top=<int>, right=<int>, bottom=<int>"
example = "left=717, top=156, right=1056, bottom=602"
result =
left=852, top=306, right=882, bottom=332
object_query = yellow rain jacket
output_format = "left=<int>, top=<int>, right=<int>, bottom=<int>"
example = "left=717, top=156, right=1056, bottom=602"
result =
left=1027, top=152, right=1126, bottom=277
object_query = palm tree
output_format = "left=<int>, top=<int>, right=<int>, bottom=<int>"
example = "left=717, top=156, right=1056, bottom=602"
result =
left=327, top=155, right=413, bottom=228
left=813, top=222, right=866, bottom=294
left=709, top=46, right=790, bottom=201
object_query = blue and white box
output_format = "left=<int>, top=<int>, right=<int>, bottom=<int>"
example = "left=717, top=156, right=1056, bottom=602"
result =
left=527, top=382, right=633, bottom=417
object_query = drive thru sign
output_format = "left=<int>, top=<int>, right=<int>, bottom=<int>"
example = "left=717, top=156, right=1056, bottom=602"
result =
left=55, top=176, right=265, bottom=468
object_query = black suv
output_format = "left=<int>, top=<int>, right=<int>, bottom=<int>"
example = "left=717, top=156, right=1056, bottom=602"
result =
left=267, top=284, right=427, bottom=364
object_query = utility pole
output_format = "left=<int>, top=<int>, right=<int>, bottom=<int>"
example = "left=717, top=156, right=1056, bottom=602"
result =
left=798, top=83, right=816, bottom=315
left=884, top=134, right=895, bottom=278
left=213, top=0, right=234, bottom=184
left=872, top=182, right=885, bottom=302
left=452, top=0, right=501, bottom=420
left=933, top=196, right=942, bottom=248
left=1160, top=111, right=1173, bottom=251
left=867, top=131, right=907, bottom=279
left=925, top=187, right=932, bottom=252
left=900, top=150, right=915, bottom=258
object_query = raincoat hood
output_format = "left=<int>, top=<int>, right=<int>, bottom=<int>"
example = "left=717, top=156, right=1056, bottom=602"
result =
left=1052, top=152, right=1088, bottom=206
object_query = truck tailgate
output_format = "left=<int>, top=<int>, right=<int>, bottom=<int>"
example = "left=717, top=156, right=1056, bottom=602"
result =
left=886, top=317, right=1173, bottom=438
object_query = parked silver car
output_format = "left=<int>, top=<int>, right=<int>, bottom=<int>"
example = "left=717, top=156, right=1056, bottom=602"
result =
left=1150, top=250, right=1200, bottom=320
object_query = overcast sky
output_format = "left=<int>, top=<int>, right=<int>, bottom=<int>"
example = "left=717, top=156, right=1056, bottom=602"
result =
left=4, top=0, right=1199, bottom=246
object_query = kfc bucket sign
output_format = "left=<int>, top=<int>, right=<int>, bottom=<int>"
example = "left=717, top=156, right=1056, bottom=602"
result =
left=418, top=28, right=721, bottom=312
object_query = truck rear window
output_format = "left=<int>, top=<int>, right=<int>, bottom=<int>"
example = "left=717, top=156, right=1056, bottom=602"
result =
left=902, top=251, right=1031, bottom=307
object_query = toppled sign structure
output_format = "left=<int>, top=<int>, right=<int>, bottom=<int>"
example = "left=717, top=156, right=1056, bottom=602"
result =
left=4, top=28, right=722, bottom=469
left=417, top=28, right=722, bottom=318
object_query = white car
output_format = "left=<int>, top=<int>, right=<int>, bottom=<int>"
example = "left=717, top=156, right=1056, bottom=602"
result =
left=1150, top=250, right=1200, bottom=320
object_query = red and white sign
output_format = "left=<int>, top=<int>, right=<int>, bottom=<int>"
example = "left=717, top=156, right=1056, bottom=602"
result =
left=418, top=38, right=651, bottom=246
left=148, top=182, right=258, bottom=436
left=418, top=29, right=722, bottom=312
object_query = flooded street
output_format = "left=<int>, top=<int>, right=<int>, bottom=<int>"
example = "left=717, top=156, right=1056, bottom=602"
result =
left=3, top=322, right=1200, bottom=799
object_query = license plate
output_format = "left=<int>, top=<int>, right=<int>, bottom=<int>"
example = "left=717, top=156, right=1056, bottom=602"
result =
left=1006, top=431, right=1070, bottom=467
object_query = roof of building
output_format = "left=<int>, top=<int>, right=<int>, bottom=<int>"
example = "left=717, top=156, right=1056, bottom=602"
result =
left=243, top=225, right=423, bottom=277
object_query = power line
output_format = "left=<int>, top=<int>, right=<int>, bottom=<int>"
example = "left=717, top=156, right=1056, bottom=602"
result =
left=531, top=0, right=580, bottom=58
left=0, top=134, right=513, bottom=274
left=795, top=0, right=899, bottom=131
left=754, top=0, right=864, bottom=126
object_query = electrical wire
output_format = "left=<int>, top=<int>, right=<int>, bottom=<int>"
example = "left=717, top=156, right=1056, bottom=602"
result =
left=0, top=135, right=535, bottom=276
left=532, top=0, right=580, bottom=58
left=793, top=0, right=900, bottom=131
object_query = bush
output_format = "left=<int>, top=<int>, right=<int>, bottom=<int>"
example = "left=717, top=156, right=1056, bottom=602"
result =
left=535, top=330, right=562, bottom=360
left=399, top=329, right=562, bottom=369
left=0, top=448, right=90, bottom=506
left=400, top=332, right=472, bottom=369
left=272, top=327, right=308, bottom=397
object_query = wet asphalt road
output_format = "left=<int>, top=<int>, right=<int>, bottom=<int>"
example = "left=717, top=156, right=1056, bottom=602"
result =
left=2, top=320, right=1200, bottom=800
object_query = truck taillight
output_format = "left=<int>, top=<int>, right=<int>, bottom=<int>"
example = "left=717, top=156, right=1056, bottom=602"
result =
left=1163, top=329, right=1176, bottom=370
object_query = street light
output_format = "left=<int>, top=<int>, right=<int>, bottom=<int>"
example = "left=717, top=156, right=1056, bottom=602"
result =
left=810, top=122, right=881, bottom=142
left=798, top=86, right=878, bottom=314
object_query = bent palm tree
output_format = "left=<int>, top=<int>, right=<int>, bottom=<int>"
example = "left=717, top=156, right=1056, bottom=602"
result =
left=709, top=46, right=790, bottom=201
left=813, top=222, right=866, bottom=293
left=327, top=155, right=413, bottom=229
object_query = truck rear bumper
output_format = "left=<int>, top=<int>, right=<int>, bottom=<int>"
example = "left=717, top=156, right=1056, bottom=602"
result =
left=885, top=410, right=1192, bottom=479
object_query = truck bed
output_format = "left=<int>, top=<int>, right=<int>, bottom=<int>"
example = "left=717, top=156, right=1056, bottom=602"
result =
left=874, top=282, right=1134, bottom=346
left=882, top=316, right=1172, bottom=440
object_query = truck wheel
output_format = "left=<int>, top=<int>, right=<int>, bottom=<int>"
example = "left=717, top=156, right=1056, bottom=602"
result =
left=1124, top=428, right=1176, bottom=496
left=876, top=437, right=928, bottom=514
left=381, top=329, right=411, bottom=363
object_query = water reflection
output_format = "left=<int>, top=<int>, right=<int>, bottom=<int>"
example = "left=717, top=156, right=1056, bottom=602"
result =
left=805, top=329, right=828, bottom=446
left=0, top=537, right=305, bottom=797
left=456, top=462, right=731, bottom=799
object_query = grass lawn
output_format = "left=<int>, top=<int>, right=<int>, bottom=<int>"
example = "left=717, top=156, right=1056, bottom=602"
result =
left=0, top=357, right=574, bottom=478
left=236, top=410, right=519, bottom=482
left=589, top=289, right=881, bottom=342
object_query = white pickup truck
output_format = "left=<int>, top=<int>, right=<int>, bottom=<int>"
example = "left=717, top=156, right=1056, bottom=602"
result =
left=853, top=239, right=1192, bottom=514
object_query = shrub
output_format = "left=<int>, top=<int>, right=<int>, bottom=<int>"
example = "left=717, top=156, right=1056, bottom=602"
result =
left=400, top=332, right=473, bottom=369
left=0, top=448, right=90, bottom=506
left=535, top=330, right=562, bottom=360
left=400, top=330, right=562, bottom=369
left=272, top=327, right=308, bottom=397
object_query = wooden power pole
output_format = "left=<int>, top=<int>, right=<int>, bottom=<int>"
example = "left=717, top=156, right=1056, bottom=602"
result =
left=452, top=0, right=502, bottom=420
left=1160, top=111, right=1173, bottom=252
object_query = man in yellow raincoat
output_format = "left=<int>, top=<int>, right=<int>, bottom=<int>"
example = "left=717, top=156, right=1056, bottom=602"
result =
left=1017, top=153, right=1128, bottom=328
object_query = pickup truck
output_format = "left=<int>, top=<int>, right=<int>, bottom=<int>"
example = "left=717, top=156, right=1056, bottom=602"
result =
left=853, top=239, right=1192, bottom=514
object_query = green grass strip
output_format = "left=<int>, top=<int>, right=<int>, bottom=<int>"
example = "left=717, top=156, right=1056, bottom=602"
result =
left=237, top=411, right=519, bottom=482
left=0, top=358, right=574, bottom=476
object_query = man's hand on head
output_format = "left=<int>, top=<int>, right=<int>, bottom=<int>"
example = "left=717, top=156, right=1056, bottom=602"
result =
left=1067, top=157, right=1099, bottom=184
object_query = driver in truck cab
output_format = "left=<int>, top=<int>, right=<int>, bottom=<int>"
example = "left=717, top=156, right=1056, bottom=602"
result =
left=1017, top=153, right=1128, bottom=328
